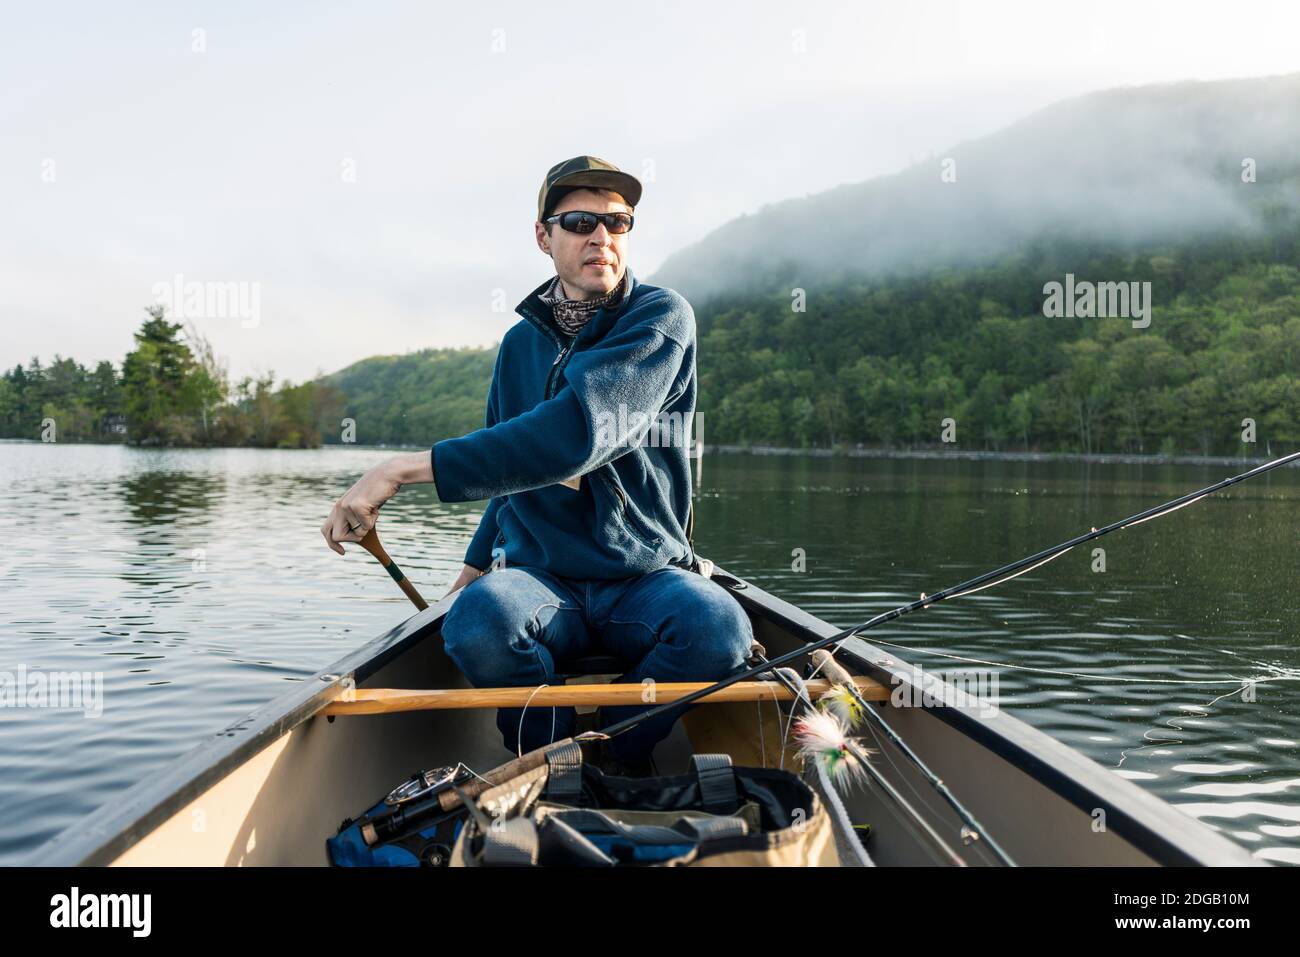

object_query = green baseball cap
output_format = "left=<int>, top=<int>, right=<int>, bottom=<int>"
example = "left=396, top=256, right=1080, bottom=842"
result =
left=537, top=155, right=643, bottom=222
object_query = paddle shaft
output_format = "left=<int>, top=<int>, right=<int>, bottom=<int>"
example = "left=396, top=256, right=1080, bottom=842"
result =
left=359, top=529, right=428, bottom=611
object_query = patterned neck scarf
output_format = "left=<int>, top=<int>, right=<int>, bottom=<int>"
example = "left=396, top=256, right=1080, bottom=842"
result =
left=538, top=269, right=627, bottom=336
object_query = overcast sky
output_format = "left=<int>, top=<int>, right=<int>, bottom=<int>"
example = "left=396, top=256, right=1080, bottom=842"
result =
left=4, top=0, right=1300, bottom=383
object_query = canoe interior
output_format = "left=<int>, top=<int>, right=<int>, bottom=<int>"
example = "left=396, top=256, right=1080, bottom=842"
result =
left=34, top=571, right=1258, bottom=867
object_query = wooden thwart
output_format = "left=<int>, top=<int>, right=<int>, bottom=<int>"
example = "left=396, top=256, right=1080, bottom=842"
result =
left=323, top=675, right=887, bottom=716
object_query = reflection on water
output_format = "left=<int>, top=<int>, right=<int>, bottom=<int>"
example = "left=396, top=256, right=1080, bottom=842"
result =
left=0, top=442, right=1296, bottom=863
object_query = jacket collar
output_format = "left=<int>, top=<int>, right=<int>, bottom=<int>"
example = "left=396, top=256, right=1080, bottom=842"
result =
left=517, top=264, right=637, bottom=344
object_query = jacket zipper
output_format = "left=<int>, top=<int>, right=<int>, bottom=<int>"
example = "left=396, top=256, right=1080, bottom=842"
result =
left=544, top=341, right=570, bottom=399
left=533, top=302, right=659, bottom=550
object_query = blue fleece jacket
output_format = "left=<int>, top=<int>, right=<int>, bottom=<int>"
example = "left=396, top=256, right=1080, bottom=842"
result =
left=431, top=265, right=697, bottom=580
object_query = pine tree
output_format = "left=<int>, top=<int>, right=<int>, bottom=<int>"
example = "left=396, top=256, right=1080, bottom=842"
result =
left=120, top=306, right=200, bottom=445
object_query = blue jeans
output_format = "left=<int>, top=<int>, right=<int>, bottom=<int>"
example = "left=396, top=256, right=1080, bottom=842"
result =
left=440, top=565, right=754, bottom=760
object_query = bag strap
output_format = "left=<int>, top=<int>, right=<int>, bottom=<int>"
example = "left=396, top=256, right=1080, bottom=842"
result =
left=543, top=740, right=585, bottom=804
left=691, top=753, right=739, bottom=815
left=480, top=817, right=540, bottom=866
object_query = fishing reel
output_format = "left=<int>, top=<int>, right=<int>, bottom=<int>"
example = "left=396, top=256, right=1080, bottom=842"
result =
left=384, top=766, right=462, bottom=807
left=364, top=765, right=475, bottom=847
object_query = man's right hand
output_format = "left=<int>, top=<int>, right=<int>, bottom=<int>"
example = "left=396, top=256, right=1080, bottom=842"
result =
left=445, top=563, right=485, bottom=597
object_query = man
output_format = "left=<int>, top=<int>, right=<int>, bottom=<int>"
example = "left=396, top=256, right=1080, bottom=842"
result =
left=321, top=156, right=753, bottom=772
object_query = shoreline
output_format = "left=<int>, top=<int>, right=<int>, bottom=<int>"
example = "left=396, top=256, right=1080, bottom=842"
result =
left=704, top=444, right=1291, bottom=468
left=5, top=437, right=1292, bottom=469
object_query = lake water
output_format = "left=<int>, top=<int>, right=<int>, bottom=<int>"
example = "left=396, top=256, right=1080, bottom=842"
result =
left=1, top=442, right=1297, bottom=864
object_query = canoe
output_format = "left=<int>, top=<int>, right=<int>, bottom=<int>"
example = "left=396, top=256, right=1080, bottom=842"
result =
left=30, top=568, right=1259, bottom=867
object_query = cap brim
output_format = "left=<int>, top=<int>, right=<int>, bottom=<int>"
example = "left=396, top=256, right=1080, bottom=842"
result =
left=544, top=170, right=641, bottom=217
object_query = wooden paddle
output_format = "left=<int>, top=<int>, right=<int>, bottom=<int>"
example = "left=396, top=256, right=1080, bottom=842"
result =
left=358, top=528, right=428, bottom=611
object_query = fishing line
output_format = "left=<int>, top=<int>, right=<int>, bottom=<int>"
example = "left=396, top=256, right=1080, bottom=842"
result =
left=1169, top=633, right=1298, bottom=677
left=942, top=545, right=1075, bottom=601
left=747, top=666, right=798, bottom=770
left=857, top=638, right=1280, bottom=685
left=776, top=669, right=803, bottom=770
left=751, top=663, right=806, bottom=772
left=866, top=640, right=1293, bottom=770
left=751, top=680, right=787, bottom=769
left=516, top=684, right=558, bottom=757
left=1115, top=682, right=1260, bottom=769
left=452, top=761, right=496, bottom=787
left=1120, top=493, right=1208, bottom=528
left=765, top=681, right=787, bottom=769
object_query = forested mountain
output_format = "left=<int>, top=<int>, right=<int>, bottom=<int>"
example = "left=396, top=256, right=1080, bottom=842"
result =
left=693, top=245, right=1299, bottom=455
left=323, top=347, right=497, bottom=447
left=650, top=73, right=1300, bottom=306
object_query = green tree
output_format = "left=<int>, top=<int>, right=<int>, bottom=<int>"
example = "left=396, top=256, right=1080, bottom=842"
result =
left=120, top=306, right=200, bottom=445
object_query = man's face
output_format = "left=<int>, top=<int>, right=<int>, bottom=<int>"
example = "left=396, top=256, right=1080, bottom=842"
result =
left=535, top=187, right=631, bottom=300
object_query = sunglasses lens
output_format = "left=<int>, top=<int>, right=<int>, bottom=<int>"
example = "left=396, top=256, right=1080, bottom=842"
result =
left=557, top=211, right=633, bottom=234
left=565, top=212, right=598, bottom=233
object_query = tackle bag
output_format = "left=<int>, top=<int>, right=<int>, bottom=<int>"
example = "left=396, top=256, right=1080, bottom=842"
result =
left=449, top=741, right=840, bottom=867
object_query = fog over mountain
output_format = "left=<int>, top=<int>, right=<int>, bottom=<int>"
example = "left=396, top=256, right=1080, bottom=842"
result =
left=649, top=72, right=1300, bottom=304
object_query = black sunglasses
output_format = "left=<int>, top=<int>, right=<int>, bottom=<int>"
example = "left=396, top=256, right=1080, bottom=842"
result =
left=544, top=210, right=635, bottom=234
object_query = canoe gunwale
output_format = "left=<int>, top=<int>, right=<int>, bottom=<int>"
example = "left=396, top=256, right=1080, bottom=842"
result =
left=29, top=567, right=1263, bottom=867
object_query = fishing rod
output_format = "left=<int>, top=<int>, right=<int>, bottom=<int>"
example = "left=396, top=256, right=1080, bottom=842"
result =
left=595, top=450, right=1300, bottom=839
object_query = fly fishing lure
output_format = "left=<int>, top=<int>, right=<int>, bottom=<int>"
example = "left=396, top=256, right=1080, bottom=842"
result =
left=817, top=682, right=867, bottom=731
left=794, top=709, right=870, bottom=789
